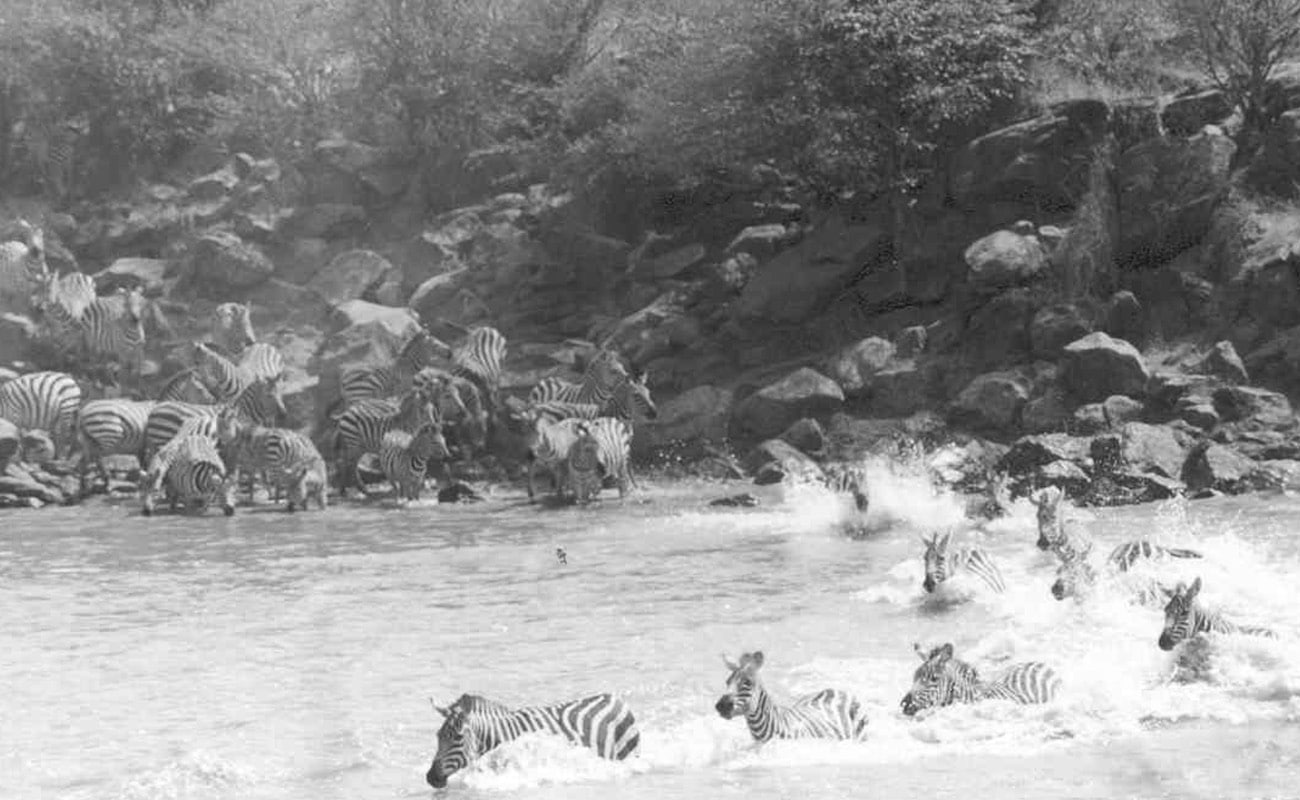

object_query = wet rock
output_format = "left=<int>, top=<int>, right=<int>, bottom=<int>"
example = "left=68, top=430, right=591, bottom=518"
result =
left=637, top=385, right=734, bottom=455
left=1090, top=471, right=1185, bottom=506
left=964, top=229, right=1048, bottom=292
left=438, top=482, right=484, bottom=503
left=1029, top=304, right=1093, bottom=359
left=309, top=250, right=400, bottom=307
left=710, top=493, right=760, bottom=508
left=1182, top=442, right=1266, bottom=494
left=1212, top=386, right=1295, bottom=430
left=780, top=418, right=825, bottom=454
left=1103, top=395, right=1144, bottom=427
left=949, top=371, right=1030, bottom=433
left=1191, top=341, right=1248, bottom=384
left=894, top=326, right=928, bottom=359
left=730, top=368, right=844, bottom=442
left=1120, top=422, right=1190, bottom=480
left=1036, top=459, right=1092, bottom=496
left=186, top=231, right=274, bottom=291
left=1022, top=388, right=1072, bottom=433
left=824, top=337, right=896, bottom=397
left=999, top=433, right=1093, bottom=476
left=287, top=203, right=368, bottom=240
left=745, top=439, right=824, bottom=485
left=1061, top=332, right=1150, bottom=403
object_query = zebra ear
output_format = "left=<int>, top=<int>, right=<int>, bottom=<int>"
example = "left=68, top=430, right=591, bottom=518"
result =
left=938, top=531, right=953, bottom=549
left=913, top=642, right=928, bottom=660
left=937, top=643, right=954, bottom=661
left=1187, top=576, right=1202, bottom=598
left=721, top=653, right=739, bottom=671
left=750, top=651, right=764, bottom=669
left=429, top=698, right=450, bottom=717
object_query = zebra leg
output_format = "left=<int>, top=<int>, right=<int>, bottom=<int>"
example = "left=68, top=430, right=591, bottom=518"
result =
left=526, top=456, right=539, bottom=503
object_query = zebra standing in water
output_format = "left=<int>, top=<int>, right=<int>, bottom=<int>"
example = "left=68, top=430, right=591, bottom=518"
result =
left=566, top=420, right=604, bottom=505
left=528, top=350, right=658, bottom=424
left=1158, top=577, right=1277, bottom=651
left=338, top=327, right=451, bottom=407
left=140, top=433, right=234, bottom=516
left=566, top=417, right=635, bottom=503
left=426, top=693, right=641, bottom=788
left=921, top=531, right=1006, bottom=594
left=714, top=651, right=870, bottom=742
left=331, top=388, right=437, bottom=496
left=0, top=219, right=49, bottom=313
left=219, top=415, right=328, bottom=509
left=901, top=643, right=1061, bottom=716
left=378, top=421, right=451, bottom=502
left=142, top=378, right=286, bottom=462
left=0, top=370, right=81, bottom=457
left=524, top=415, right=586, bottom=502
left=76, top=398, right=157, bottom=495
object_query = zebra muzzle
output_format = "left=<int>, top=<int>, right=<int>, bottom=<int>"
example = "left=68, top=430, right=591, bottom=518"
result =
left=900, top=693, right=917, bottom=716
left=1157, top=633, right=1177, bottom=651
left=922, top=576, right=936, bottom=593
left=426, top=766, right=447, bottom=788
left=714, top=695, right=736, bottom=719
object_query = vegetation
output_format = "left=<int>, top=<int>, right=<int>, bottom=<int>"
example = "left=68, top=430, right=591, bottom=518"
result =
left=1, top=0, right=1297, bottom=216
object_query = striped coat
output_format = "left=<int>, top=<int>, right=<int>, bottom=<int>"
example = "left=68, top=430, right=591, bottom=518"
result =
left=0, top=370, right=81, bottom=457
left=524, top=416, right=585, bottom=502
left=567, top=417, right=634, bottom=503
left=921, top=531, right=1006, bottom=594
left=427, top=693, right=640, bottom=788
left=331, top=391, right=436, bottom=495
left=140, top=433, right=234, bottom=516
left=378, top=422, right=450, bottom=502
left=76, top=398, right=156, bottom=493
left=339, top=328, right=451, bottom=406
left=31, top=270, right=96, bottom=349
left=226, top=421, right=327, bottom=508
left=79, top=287, right=147, bottom=372
left=1159, top=577, right=1277, bottom=651
left=715, top=651, right=869, bottom=742
left=901, top=643, right=1061, bottom=716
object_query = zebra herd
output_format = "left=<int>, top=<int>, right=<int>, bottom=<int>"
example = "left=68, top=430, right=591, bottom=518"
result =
left=424, top=485, right=1286, bottom=789
left=0, top=220, right=665, bottom=513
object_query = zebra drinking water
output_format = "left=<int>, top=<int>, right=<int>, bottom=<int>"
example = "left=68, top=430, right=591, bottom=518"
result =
left=1158, top=577, right=1277, bottom=651
left=900, top=643, right=1061, bottom=716
left=714, top=651, right=870, bottom=742
left=921, top=531, right=1006, bottom=594
left=425, top=693, right=640, bottom=788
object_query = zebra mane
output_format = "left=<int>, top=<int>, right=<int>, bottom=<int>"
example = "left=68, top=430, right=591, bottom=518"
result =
left=454, top=693, right=513, bottom=715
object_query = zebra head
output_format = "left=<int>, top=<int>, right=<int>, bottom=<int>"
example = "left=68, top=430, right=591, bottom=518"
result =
left=1158, top=576, right=1203, bottom=651
left=1051, top=554, right=1097, bottom=601
left=618, top=366, right=658, bottom=421
left=901, top=642, right=964, bottom=716
left=427, top=697, right=483, bottom=788
left=1029, top=486, right=1064, bottom=550
left=403, top=326, right=453, bottom=366
left=412, top=421, right=452, bottom=462
left=13, top=219, right=45, bottom=264
left=921, top=531, right=954, bottom=593
left=213, top=302, right=256, bottom=350
left=714, top=651, right=765, bottom=720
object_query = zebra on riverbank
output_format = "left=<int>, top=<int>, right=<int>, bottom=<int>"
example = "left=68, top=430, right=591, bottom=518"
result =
left=921, top=531, right=1006, bottom=594
left=528, top=350, right=657, bottom=423
left=714, top=651, right=869, bottom=742
left=425, top=693, right=640, bottom=788
left=900, top=643, right=1061, bottom=716
left=0, top=370, right=81, bottom=457
left=1158, top=577, right=1277, bottom=651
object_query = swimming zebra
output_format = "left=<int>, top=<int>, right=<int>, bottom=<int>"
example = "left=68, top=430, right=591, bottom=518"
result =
left=449, top=325, right=507, bottom=405
left=378, top=421, right=450, bottom=502
left=528, top=350, right=658, bottom=423
left=331, top=389, right=437, bottom=496
left=140, top=433, right=234, bottom=516
left=572, top=417, right=635, bottom=502
left=426, top=692, right=641, bottom=788
left=1158, top=577, right=1277, bottom=651
left=821, top=462, right=870, bottom=513
left=1108, top=540, right=1203, bottom=571
left=338, top=327, right=451, bottom=407
left=524, top=415, right=586, bottom=502
left=0, top=219, right=49, bottom=313
left=901, top=643, right=1061, bottom=716
left=1051, top=539, right=1199, bottom=603
left=921, top=531, right=1006, bottom=594
left=1028, top=486, right=1091, bottom=561
left=76, top=398, right=156, bottom=494
left=31, top=270, right=96, bottom=350
left=15, top=115, right=88, bottom=204
left=79, top=287, right=147, bottom=374
left=0, top=370, right=81, bottom=457
left=714, top=651, right=870, bottom=742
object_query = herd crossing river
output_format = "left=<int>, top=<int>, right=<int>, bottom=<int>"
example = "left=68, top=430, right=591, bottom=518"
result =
left=4, top=464, right=1300, bottom=800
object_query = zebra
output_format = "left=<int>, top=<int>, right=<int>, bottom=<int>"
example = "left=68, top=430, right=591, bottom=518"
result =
left=578, top=417, right=636, bottom=501
left=76, top=398, right=156, bottom=495
left=1158, top=577, right=1277, bottom=651
left=821, top=462, right=870, bottom=513
left=449, top=325, right=508, bottom=405
left=0, top=370, right=81, bottom=457
left=209, top=302, right=284, bottom=383
left=426, top=692, right=641, bottom=788
left=378, top=421, right=450, bottom=502
left=1028, top=486, right=1092, bottom=561
left=1052, top=539, right=1201, bottom=603
left=901, top=642, right=1062, bottom=716
left=220, top=417, right=328, bottom=508
left=921, top=531, right=1006, bottom=594
left=79, top=287, right=148, bottom=374
left=337, top=327, right=452, bottom=407
left=285, top=457, right=329, bottom=512
left=15, top=115, right=88, bottom=204
left=566, top=421, right=604, bottom=505
left=142, top=378, right=285, bottom=462
left=157, top=368, right=217, bottom=404
left=331, top=389, right=437, bottom=496
left=0, top=219, right=49, bottom=313
left=714, top=651, right=870, bottom=742
left=529, top=400, right=603, bottom=424
left=140, top=433, right=234, bottom=517
left=31, top=270, right=96, bottom=350
left=412, top=366, right=486, bottom=459
left=524, top=415, right=586, bottom=502
left=1109, top=540, right=1203, bottom=571
left=528, top=350, right=658, bottom=423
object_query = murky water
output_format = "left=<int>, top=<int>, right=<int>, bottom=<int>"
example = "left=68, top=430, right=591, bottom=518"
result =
left=4, top=464, right=1300, bottom=800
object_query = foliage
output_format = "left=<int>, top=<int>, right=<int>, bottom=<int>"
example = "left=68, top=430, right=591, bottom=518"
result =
left=1173, top=0, right=1300, bottom=137
left=1049, top=137, right=1119, bottom=300
left=1032, top=0, right=1188, bottom=93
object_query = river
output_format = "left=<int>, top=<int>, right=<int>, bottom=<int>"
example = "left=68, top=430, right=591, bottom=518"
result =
left=4, top=462, right=1300, bottom=800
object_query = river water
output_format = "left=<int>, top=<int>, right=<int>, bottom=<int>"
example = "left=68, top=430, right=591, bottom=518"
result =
left=4, top=461, right=1300, bottom=800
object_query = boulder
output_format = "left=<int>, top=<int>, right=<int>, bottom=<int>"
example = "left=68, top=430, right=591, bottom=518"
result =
left=1102, top=395, right=1144, bottom=427
left=633, top=243, right=707, bottom=281
left=309, top=250, right=400, bottom=307
left=187, top=165, right=241, bottom=201
left=961, top=289, right=1035, bottom=369
left=864, top=361, right=932, bottom=416
left=1030, top=304, right=1093, bottom=359
left=187, top=232, right=274, bottom=291
left=1212, top=385, right=1295, bottom=430
left=1182, top=442, right=1266, bottom=494
left=1022, top=388, right=1072, bottom=434
left=726, top=224, right=795, bottom=260
left=1161, top=89, right=1233, bottom=137
left=1224, top=208, right=1300, bottom=335
left=1103, top=290, right=1146, bottom=346
left=1120, top=421, right=1189, bottom=479
left=1115, top=129, right=1236, bottom=268
left=744, top=439, right=825, bottom=485
left=1036, top=459, right=1092, bottom=495
left=779, top=418, right=826, bottom=454
left=824, top=337, right=896, bottom=397
left=1191, top=340, right=1248, bottom=384
left=1061, top=332, right=1150, bottom=403
left=998, top=433, right=1093, bottom=476
left=734, top=213, right=889, bottom=324
left=637, top=385, right=734, bottom=453
left=287, top=203, right=368, bottom=240
left=949, top=371, right=1030, bottom=433
left=1071, top=403, right=1108, bottom=434
left=94, top=258, right=170, bottom=296
left=730, top=368, right=845, bottom=442
left=326, top=300, right=422, bottom=339
left=1177, top=396, right=1220, bottom=430
left=964, top=229, right=1047, bottom=292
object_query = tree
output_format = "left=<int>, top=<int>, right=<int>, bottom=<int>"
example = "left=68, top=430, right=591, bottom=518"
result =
left=1175, top=0, right=1300, bottom=139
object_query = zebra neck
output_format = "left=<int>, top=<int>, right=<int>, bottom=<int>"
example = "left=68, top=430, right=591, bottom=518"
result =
left=1197, top=608, right=1229, bottom=636
left=472, top=707, right=560, bottom=753
left=743, top=683, right=778, bottom=738
left=949, top=664, right=986, bottom=704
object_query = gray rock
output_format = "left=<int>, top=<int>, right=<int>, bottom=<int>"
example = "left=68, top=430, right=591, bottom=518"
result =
left=309, top=250, right=399, bottom=307
left=287, top=203, right=368, bottom=240
left=964, top=229, right=1047, bottom=292
left=1182, top=442, right=1265, bottom=494
left=1030, top=304, right=1093, bottom=359
left=1177, top=397, right=1220, bottom=430
left=1102, top=395, right=1144, bottom=427
left=1072, top=403, right=1109, bottom=434
left=745, top=438, right=825, bottom=485
left=1213, top=385, right=1295, bottom=430
left=1121, top=422, right=1190, bottom=479
left=999, top=433, right=1093, bottom=476
left=95, top=258, right=170, bottom=296
left=780, top=418, right=826, bottom=454
left=1061, top=332, right=1150, bottom=403
left=730, top=368, right=844, bottom=442
left=187, top=232, right=274, bottom=291
left=1023, top=388, right=1072, bottom=433
left=950, top=371, right=1030, bottom=432
left=726, top=224, right=795, bottom=260
left=1192, top=340, right=1249, bottom=385
left=637, top=385, right=734, bottom=454
left=894, top=326, right=928, bottom=359
left=824, top=337, right=896, bottom=397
